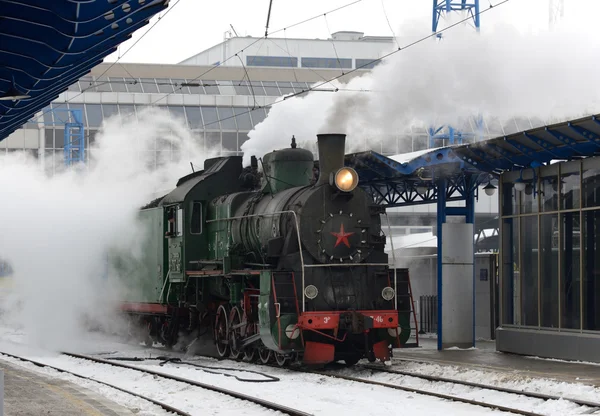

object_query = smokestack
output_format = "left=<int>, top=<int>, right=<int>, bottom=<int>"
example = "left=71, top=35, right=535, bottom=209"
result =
left=316, top=133, right=346, bottom=186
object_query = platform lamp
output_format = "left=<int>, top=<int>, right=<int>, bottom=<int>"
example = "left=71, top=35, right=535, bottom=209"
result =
left=483, top=181, right=497, bottom=196
left=0, top=76, right=30, bottom=101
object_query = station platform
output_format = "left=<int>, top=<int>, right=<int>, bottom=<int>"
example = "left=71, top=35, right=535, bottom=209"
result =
left=395, top=337, right=600, bottom=386
left=0, top=360, right=134, bottom=415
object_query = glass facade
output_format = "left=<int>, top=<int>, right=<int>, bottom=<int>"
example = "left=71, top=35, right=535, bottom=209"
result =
left=501, top=158, right=600, bottom=332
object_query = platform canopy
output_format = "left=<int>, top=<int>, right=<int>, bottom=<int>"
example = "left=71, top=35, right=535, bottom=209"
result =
left=0, top=0, right=169, bottom=141
left=346, top=113, right=600, bottom=207
left=453, top=113, right=600, bottom=175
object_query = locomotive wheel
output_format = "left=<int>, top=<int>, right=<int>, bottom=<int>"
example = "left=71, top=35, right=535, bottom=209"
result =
left=244, top=348, right=258, bottom=362
left=258, top=348, right=272, bottom=364
left=243, top=323, right=258, bottom=362
left=214, top=305, right=230, bottom=358
left=344, top=355, right=361, bottom=366
left=229, top=306, right=243, bottom=360
left=275, top=352, right=289, bottom=367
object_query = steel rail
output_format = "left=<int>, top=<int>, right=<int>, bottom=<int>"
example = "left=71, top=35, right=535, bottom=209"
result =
left=305, top=369, right=547, bottom=416
left=0, top=350, right=192, bottom=416
left=64, top=352, right=312, bottom=416
left=358, top=362, right=600, bottom=410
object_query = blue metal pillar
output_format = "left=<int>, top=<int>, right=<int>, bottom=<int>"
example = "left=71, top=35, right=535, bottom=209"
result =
left=436, top=178, right=447, bottom=351
left=63, top=109, right=85, bottom=166
left=465, top=175, right=476, bottom=346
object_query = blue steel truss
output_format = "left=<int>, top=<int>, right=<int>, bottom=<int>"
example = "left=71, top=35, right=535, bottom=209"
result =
left=430, top=0, right=481, bottom=147
left=432, top=0, right=481, bottom=33
left=0, top=0, right=168, bottom=142
left=35, top=108, right=85, bottom=166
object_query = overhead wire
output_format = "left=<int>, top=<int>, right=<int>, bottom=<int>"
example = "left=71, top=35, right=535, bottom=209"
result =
left=191, top=0, right=510, bottom=130
left=149, top=0, right=366, bottom=105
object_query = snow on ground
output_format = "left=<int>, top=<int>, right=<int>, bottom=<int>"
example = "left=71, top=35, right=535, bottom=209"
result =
left=1, top=325, right=599, bottom=415
left=387, top=358, right=600, bottom=407
left=0, top=353, right=280, bottom=416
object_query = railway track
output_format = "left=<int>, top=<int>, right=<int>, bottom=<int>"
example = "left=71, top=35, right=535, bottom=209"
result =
left=85, top=342, right=600, bottom=415
left=307, top=364, right=600, bottom=416
left=357, top=362, right=600, bottom=410
left=0, top=350, right=312, bottom=416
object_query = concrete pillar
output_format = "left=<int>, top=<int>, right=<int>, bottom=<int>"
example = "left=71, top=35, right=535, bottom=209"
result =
left=441, top=222, right=474, bottom=348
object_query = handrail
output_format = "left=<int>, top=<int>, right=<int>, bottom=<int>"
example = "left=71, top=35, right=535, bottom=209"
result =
left=206, top=210, right=306, bottom=311
left=384, top=213, right=398, bottom=310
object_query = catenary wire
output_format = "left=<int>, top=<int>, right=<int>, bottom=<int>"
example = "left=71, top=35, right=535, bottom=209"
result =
left=188, top=0, right=510, bottom=130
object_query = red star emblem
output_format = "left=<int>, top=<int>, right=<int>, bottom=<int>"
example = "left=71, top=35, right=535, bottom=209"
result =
left=330, top=223, right=355, bottom=248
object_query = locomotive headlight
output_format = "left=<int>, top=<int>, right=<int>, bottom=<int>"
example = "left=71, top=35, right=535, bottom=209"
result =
left=332, top=167, right=359, bottom=192
left=304, top=285, right=318, bottom=299
left=381, top=286, right=395, bottom=301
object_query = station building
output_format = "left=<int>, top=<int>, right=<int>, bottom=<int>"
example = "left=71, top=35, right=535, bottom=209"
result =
left=497, top=157, right=600, bottom=362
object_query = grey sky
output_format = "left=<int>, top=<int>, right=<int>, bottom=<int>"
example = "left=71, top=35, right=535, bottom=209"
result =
left=106, top=0, right=597, bottom=64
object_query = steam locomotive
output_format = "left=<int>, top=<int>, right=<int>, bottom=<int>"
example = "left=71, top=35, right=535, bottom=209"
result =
left=114, top=133, right=410, bottom=366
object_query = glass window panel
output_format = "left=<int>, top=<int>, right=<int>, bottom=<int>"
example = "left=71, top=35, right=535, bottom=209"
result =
left=246, top=56, right=297, bottom=67
left=109, top=77, right=128, bottom=92
left=582, top=162, right=600, bottom=208
left=79, top=77, right=94, bottom=92
left=233, top=81, right=251, bottom=96
left=217, top=107, right=237, bottom=130
left=355, top=58, right=380, bottom=69
left=277, top=81, right=294, bottom=95
left=583, top=209, right=600, bottom=330
left=125, top=78, right=143, bottom=93
left=540, top=166, right=559, bottom=212
left=201, top=106, right=220, bottom=129
left=119, top=104, right=136, bottom=119
left=520, top=215, right=539, bottom=326
left=156, top=78, right=174, bottom=94
left=519, top=171, right=538, bottom=214
left=501, top=181, right=518, bottom=216
left=184, top=80, right=204, bottom=94
left=88, top=129, right=98, bottom=147
left=561, top=212, right=581, bottom=329
left=261, top=81, right=280, bottom=96
left=43, top=106, right=53, bottom=124
left=248, top=81, right=266, bottom=96
left=171, top=79, right=189, bottom=94
left=301, top=57, right=352, bottom=69
left=238, top=133, right=249, bottom=151
left=68, top=103, right=87, bottom=127
left=67, top=81, right=80, bottom=92
left=540, top=214, right=559, bottom=328
left=233, top=108, right=252, bottom=130
left=202, top=80, right=220, bottom=95
left=45, top=129, right=54, bottom=148
left=249, top=107, right=267, bottom=127
left=222, top=132, right=237, bottom=151
left=205, top=131, right=221, bottom=152
left=102, top=104, right=119, bottom=120
left=140, top=78, right=159, bottom=93
left=217, top=80, right=236, bottom=96
left=86, top=104, right=103, bottom=128
left=55, top=128, right=65, bottom=148
left=185, top=107, right=203, bottom=129
left=94, top=76, right=112, bottom=92
left=502, top=218, right=518, bottom=325
left=291, top=82, right=309, bottom=93
left=561, top=162, right=580, bottom=210
left=168, top=106, right=187, bottom=124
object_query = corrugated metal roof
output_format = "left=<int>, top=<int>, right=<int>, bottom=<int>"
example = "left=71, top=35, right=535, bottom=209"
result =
left=0, top=0, right=169, bottom=141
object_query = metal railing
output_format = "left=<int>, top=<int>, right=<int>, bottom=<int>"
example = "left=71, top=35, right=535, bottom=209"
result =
left=418, top=295, right=438, bottom=334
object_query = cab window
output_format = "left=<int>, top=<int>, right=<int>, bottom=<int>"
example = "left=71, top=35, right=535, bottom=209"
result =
left=191, top=202, right=202, bottom=234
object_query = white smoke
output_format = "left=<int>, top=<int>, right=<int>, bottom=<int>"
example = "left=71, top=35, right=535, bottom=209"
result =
left=241, top=17, right=600, bottom=164
left=0, top=108, right=210, bottom=351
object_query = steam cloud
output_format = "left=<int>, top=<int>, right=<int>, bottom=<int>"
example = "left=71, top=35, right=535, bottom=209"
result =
left=0, top=108, right=210, bottom=351
left=241, top=17, right=600, bottom=165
